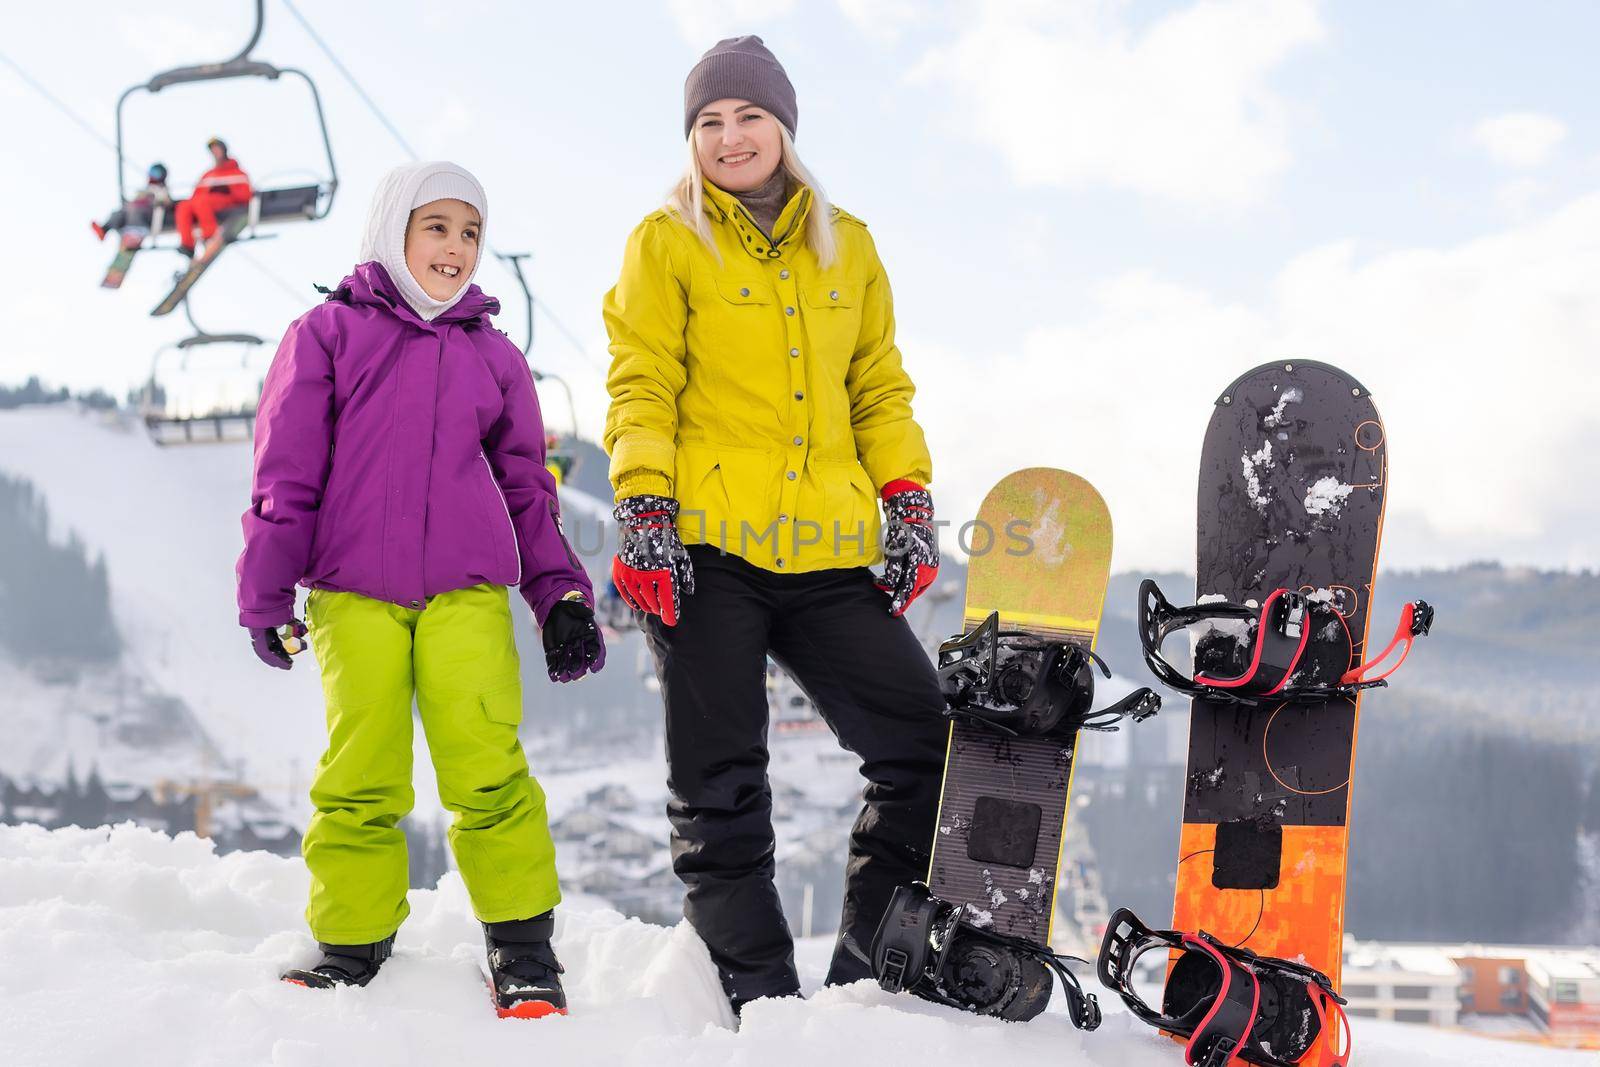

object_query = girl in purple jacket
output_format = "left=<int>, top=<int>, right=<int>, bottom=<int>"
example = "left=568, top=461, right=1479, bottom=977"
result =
left=236, top=161, right=602, bottom=1017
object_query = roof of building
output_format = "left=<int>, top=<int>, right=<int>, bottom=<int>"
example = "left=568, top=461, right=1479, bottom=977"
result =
left=1343, top=940, right=1463, bottom=978
left=1526, top=955, right=1600, bottom=982
left=1347, top=934, right=1600, bottom=977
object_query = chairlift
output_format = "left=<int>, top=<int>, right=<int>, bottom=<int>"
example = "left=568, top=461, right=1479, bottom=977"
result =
left=137, top=298, right=268, bottom=446
left=113, top=0, right=338, bottom=253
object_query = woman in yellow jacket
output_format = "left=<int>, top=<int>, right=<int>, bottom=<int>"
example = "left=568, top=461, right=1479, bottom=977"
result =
left=602, top=36, right=948, bottom=1014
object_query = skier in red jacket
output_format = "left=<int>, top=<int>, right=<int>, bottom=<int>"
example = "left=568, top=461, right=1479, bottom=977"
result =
left=174, top=137, right=253, bottom=257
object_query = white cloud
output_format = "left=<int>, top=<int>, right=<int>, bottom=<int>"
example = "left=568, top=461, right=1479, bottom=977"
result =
left=112, top=14, right=237, bottom=74
left=836, top=0, right=923, bottom=43
left=913, top=190, right=1600, bottom=573
left=666, top=0, right=798, bottom=46
left=1472, top=111, right=1567, bottom=169
left=910, top=0, right=1323, bottom=207
left=1494, top=176, right=1545, bottom=218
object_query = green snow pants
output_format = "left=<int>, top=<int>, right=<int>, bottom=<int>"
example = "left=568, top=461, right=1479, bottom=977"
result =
left=301, top=583, right=560, bottom=944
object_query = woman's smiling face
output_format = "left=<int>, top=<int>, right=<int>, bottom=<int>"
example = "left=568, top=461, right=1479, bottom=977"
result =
left=693, top=97, right=783, bottom=192
left=404, top=198, right=481, bottom=301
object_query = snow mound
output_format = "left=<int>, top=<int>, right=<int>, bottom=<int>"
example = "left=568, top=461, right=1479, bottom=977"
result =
left=2, top=825, right=1592, bottom=1067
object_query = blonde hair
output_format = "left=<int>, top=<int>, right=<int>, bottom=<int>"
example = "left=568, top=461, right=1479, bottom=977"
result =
left=667, top=123, right=838, bottom=270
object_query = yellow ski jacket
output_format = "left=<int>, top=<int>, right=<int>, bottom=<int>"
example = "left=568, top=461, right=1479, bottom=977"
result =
left=602, top=181, right=931, bottom=573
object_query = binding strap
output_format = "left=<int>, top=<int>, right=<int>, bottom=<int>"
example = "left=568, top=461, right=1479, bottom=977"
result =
left=1139, top=580, right=1313, bottom=700
left=1307, top=982, right=1352, bottom=1067
left=1097, top=908, right=1351, bottom=1067
left=1080, top=686, right=1162, bottom=732
left=1339, top=600, right=1434, bottom=687
left=1179, top=935, right=1259, bottom=1067
left=1191, top=588, right=1310, bottom=696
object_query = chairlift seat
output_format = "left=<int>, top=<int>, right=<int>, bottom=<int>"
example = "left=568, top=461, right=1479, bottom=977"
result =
left=144, top=411, right=256, bottom=446
left=253, top=184, right=321, bottom=222
left=143, top=184, right=323, bottom=238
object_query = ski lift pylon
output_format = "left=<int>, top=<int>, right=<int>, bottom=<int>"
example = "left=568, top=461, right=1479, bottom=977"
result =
left=494, top=249, right=581, bottom=439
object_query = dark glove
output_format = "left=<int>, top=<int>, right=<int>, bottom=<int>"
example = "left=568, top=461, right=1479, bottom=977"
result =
left=542, top=597, right=606, bottom=683
left=877, top=480, right=939, bottom=617
left=249, top=619, right=307, bottom=670
left=611, top=494, right=695, bottom=627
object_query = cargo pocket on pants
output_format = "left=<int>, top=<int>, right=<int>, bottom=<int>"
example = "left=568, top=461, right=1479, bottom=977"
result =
left=480, top=682, right=524, bottom=727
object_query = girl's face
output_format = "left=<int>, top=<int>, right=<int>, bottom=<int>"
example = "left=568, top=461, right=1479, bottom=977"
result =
left=693, top=97, right=783, bottom=192
left=404, top=198, right=481, bottom=301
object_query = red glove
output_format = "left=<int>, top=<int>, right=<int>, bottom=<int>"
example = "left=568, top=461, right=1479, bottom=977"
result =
left=611, top=494, right=695, bottom=627
left=877, top=479, right=939, bottom=617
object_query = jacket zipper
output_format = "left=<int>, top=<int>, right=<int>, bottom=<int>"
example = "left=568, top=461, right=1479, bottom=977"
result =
left=480, top=451, right=522, bottom=585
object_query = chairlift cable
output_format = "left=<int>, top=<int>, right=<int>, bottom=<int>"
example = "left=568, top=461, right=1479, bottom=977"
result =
left=536, top=304, right=606, bottom=373
left=278, top=0, right=421, bottom=162
left=0, top=50, right=136, bottom=177
left=232, top=246, right=315, bottom=307
left=275, top=1, right=607, bottom=378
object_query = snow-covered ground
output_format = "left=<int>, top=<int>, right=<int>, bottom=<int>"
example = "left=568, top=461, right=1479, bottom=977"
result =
left=2, top=823, right=1591, bottom=1067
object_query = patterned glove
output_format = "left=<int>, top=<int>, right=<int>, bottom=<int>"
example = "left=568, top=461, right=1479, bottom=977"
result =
left=542, top=595, right=606, bottom=683
left=877, top=480, right=939, bottom=617
left=249, top=619, right=307, bottom=670
left=611, top=494, right=695, bottom=627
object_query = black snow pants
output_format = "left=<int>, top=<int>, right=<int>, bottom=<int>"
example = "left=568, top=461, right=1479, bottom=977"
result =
left=642, top=545, right=948, bottom=1008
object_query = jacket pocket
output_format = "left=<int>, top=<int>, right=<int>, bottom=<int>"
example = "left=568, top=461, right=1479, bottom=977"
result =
left=674, top=443, right=725, bottom=547
left=811, top=456, right=879, bottom=561
left=802, top=282, right=861, bottom=309
left=477, top=452, right=521, bottom=584
left=716, top=278, right=774, bottom=306
left=305, top=477, right=346, bottom=578
left=480, top=681, right=524, bottom=727
left=801, top=282, right=865, bottom=371
left=675, top=441, right=779, bottom=551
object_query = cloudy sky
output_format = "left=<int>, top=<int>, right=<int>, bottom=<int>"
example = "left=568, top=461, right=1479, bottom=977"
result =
left=3, top=0, right=1597, bottom=573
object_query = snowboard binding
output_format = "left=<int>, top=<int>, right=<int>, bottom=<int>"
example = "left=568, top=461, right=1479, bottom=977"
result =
left=938, top=612, right=1160, bottom=738
left=1137, top=579, right=1434, bottom=706
left=871, top=882, right=1102, bottom=1028
left=1097, top=908, right=1351, bottom=1067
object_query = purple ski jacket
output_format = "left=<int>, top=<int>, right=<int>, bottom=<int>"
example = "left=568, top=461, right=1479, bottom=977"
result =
left=236, top=261, right=592, bottom=629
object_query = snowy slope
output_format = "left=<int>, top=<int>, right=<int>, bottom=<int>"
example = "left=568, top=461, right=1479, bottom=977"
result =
left=0, top=406, right=324, bottom=790
left=0, top=405, right=614, bottom=808
left=2, top=824, right=1591, bottom=1067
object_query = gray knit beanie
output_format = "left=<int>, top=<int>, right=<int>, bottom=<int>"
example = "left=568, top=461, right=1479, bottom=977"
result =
left=683, top=35, right=798, bottom=139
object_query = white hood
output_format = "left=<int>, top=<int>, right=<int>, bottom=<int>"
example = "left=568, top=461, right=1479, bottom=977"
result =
left=358, top=161, right=488, bottom=321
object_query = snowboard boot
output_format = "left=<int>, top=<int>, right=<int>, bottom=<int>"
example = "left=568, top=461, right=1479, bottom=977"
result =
left=484, top=912, right=567, bottom=1019
left=281, top=935, right=394, bottom=989
left=91, top=221, right=107, bottom=241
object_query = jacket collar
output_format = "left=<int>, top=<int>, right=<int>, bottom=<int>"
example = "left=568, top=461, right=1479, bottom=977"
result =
left=335, top=261, right=499, bottom=329
left=702, top=180, right=814, bottom=260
